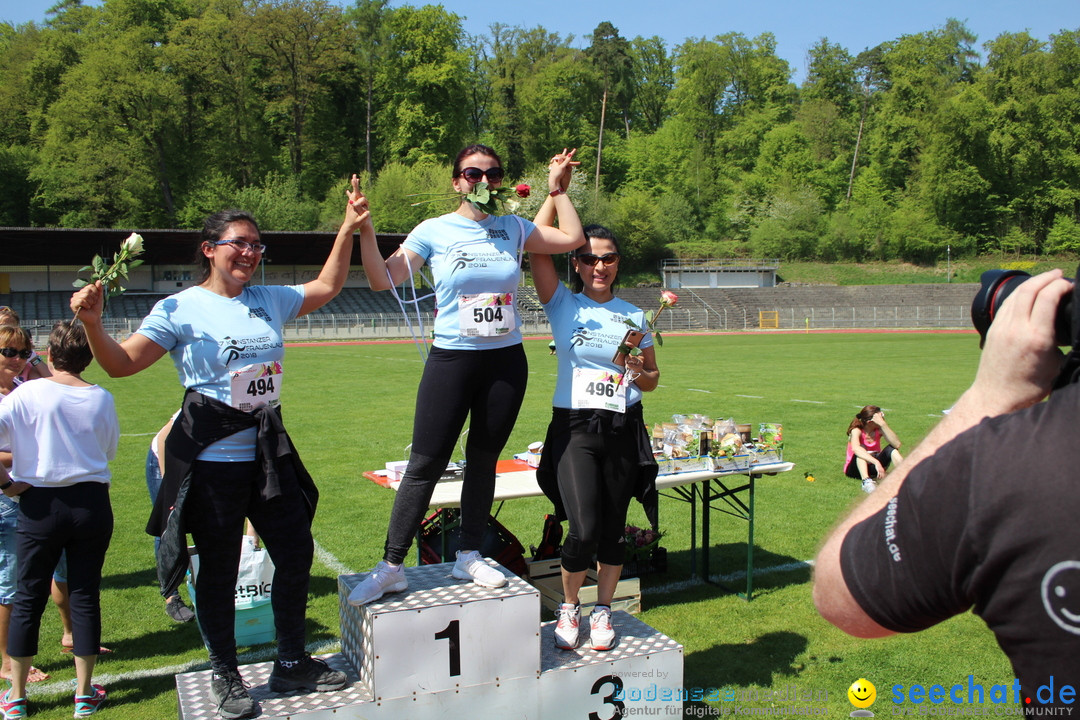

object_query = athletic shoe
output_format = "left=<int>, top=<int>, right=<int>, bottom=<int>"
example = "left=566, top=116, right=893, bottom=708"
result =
left=590, top=606, right=616, bottom=651
left=166, top=595, right=196, bottom=623
left=73, top=685, right=106, bottom=718
left=554, top=602, right=581, bottom=650
left=0, top=689, right=26, bottom=720
left=348, top=561, right=408, bottom=606
left=209, top=670, right=255, bottom=719
left=861, top=478, right=878, bottom=494
left=451, top=550, right=508, bottom=589
left=268, top=656, right=348, bottom=693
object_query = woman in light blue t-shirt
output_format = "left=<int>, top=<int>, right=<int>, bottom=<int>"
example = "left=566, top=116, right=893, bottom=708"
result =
left=531, top=165, right=660, bottom=652
left=349, top=144, right=585, bottom=606
left=69, top=180, right=374, bottom=718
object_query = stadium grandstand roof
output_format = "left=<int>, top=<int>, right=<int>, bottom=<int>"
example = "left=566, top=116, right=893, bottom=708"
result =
left=0, top=227, right=407, bottom=265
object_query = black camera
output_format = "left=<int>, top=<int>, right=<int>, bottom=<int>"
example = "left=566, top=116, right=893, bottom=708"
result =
left=971, top=268, right=1075, bottom=347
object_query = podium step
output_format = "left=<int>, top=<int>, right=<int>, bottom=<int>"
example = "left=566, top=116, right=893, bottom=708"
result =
left=176, top=563, right=684, bottom=719
left=176, top=653, right=365, bottom=720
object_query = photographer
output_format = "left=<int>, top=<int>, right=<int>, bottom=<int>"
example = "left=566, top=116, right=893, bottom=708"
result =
left=814, top=269, right=1079, bottom=707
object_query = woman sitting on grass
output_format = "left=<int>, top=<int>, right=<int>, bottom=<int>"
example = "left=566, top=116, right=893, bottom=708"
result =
left=844, top=405, right=904, bottom=493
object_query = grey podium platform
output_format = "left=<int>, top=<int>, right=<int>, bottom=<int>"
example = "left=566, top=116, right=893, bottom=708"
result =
left=176, top=561, right=683, bottom=719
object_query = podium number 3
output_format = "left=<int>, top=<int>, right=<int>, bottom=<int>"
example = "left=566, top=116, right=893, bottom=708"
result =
left=434, top=620, right=461, bottom=676
left=590, top=675, right=625, bottom=720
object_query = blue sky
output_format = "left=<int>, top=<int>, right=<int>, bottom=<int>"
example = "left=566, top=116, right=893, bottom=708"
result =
left=3, top=0, right=1078, bottom=83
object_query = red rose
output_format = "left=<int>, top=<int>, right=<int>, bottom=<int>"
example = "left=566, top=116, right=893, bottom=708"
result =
left=515, top=184, right=531, bottom=198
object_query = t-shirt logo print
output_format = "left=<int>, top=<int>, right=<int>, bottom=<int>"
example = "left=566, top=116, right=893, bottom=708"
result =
left=220, top=337, right=247, bottom=367
left=1041, top=559, right=1080, bottom=635
left=248, top=306, right=272, bottom=322
left=570, top=327, right=592, bottom=347
left=450, top=251, right=476, bottom=274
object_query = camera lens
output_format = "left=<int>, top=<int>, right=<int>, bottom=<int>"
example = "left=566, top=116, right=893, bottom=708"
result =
left=971, top=269, right=1074, bottom=347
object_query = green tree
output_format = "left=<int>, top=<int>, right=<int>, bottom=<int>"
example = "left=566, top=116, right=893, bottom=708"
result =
left=250, top=0, right=349, bottom=186
left=629, top=36, right=673, bottom=134
left=32, top=0, right=193, bottom=226
left=376, top=4, right=470, bottom=164
left=586, top=21, right=633, bottom=192
left=345, top=0, right=389, bottom=176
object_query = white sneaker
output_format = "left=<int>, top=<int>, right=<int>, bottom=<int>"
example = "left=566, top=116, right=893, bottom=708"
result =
left=554, top=602, right=580, bottom=650
left=589, top=606, right=616, bottom=651
left=348, top=561, right=408, bottom=606
left=451, top=550, right=508, bottom=588
left=861, top=478, right=878, bottom=494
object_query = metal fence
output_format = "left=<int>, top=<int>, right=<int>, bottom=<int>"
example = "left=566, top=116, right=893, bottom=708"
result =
left=32, top=304, right=971, bottom=343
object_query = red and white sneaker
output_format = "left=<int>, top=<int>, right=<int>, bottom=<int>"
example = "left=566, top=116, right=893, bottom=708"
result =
left=554, top=602, right=581, bottom=649
left=1, top=689, right=27, bottom=720
left=589, top=606, right=616, bottom=651
left=73, top=684, right=106, bottom=718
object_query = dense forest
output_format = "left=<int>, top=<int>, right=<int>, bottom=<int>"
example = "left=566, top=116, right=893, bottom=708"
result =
left=1, top=0, right=1079, bottom=270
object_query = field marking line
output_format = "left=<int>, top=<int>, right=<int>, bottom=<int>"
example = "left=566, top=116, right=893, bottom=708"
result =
left=687, top=388, right=712, bottom=393
left=27, top=639, right=342, bottom=696
left=647, top=559, right=814, bottom=596
left=791, top=399, right=826, bottom=404
left=120, top=432, right=156, bottom=437
left=735, top=394, right=763, bottom=399
left=314, top=539, right=355, bottom=577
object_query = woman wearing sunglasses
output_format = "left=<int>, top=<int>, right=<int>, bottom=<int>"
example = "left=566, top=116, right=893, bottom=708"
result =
left=69, top=185, right=373, bottom=720
left=529, top=168, right=660, bottom=651
left=350, top=144, right=584, bottom=605
left=0, top=309, right=49, bottom=384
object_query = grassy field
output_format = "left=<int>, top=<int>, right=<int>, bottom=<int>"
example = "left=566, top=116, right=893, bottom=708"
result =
left=17, top=330, right=1017, bottom=719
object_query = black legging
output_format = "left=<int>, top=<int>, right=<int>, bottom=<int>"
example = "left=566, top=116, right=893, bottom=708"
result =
left=548, top=420, right=639, bottom=573
left=383, top=344, right=528, bottom=564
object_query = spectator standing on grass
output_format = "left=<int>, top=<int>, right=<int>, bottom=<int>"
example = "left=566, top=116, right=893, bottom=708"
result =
left=843, top=405, right=903, bottom=493
left=0, top=325, right=53, bottom=686
left=69, top=180, right=372, bottom=720
left=530, top=155, right=660, bottom=652
left=815, top=269, right=1080, bottom=709
left=0, top=321, right=117, bottom=719
left=349, top=144, right=584, bottom=606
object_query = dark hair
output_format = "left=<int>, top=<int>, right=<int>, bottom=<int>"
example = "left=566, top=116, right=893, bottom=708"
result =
left=0, top=324, right=32, bottom=351
left=49, top=320, right=93, bottom=374
left=570, top=225, right=623, bottom=294
left=195, top=209, right=260, bottom=284
left=847, top=405, right=882, bottom=435
left=452, top=144, right=502, bottom=178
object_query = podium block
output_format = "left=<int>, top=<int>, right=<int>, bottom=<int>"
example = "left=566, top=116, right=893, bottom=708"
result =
left=538, top=611, right=684, bottom=719
left=339, top=561, right=540, bottom=700
left=176, top=574, right=683, bottom=720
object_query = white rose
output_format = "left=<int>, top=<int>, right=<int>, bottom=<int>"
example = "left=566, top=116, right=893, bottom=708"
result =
left=121, top=232, right=144, bottom=255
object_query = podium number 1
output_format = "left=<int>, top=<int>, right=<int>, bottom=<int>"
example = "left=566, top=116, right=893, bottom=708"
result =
left=434, top=620, right=461, bottom=676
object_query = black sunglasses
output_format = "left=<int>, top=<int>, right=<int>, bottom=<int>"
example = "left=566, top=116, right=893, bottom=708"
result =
left=576, top=253, right=620, bottom=267
left=0, top=347, right=32, bottom=360
left=459, top=166, right=505, bottom=184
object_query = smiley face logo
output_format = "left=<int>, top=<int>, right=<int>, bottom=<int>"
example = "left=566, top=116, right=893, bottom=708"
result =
left=1041, top=560, right=1080, bottom=635
left=848, top=678, right=877, bottom=709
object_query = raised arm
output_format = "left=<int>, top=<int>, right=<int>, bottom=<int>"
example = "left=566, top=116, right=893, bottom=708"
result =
left=524, top=149, right=585, bottom=254
left=355, top=173, right=424, bottom=291
left=71, top=282, right=167, bottom=377
left=814, top=269, right=1073, bottom=637
left=873, top=412, right=902, bottom=449
left=299, top=174, right=370, bottom=316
